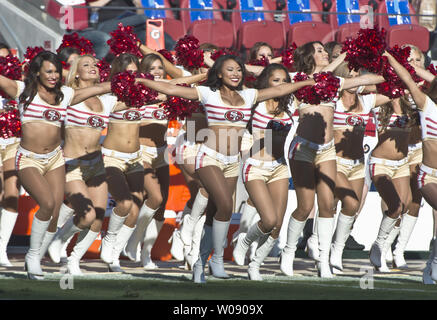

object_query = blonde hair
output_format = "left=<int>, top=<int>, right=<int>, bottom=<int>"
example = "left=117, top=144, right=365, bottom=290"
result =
left=66, top=54, right=99, bottom=89
left=402, top=44, right=425, bottom=68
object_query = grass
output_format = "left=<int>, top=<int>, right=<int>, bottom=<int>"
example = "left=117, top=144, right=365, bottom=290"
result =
left=0, top=273, right=436, bottom=300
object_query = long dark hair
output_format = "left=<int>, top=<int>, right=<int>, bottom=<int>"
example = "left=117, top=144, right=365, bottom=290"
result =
left=19, top=51, right=64, bottom=110
left=57, top=47, right=79, bottom=66
left=139, top=53, right=166, bottom=77
left=109, top=53, right=140, bottom=80
left=378, top=97, right=417, bottom=132
left=248, top=42, right=273, bottom=62
left=247, top=63, right=293, bottom=133
left=294, top=41, right=323, bottom=75
left=202, top=55, right=246, bottom=91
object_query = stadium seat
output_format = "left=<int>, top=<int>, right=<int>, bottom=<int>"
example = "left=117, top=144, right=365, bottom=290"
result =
left=278, top=0, right=324, bottom=27
left=140, top=0, right=186, bottom=42
left=46, top=0, right=89, bottom=30
left=326, top=0, right=365, bottom=42
left=234, top=0, right=287, bottom=52
left=376, top=0, right=419, bottom=30
left=376, top=0, right=429, bottom=52
left=181, top=0, right=235, bottom=47
left=187, top=19, right=235, bottom=48
left=386, top=24, right=430, bottom=52
left=287, top=21, right=334, bottom=47
left=336, top=23, right=362, bottom=42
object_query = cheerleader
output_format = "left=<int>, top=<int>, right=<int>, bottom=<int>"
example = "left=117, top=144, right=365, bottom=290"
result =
left=383, top=51, right=437, bottom=283
left=330, top=63, right=389, bottom=273
left=135, top=54, right=315, bottom=283
left=46, top=54, right=119, bottom=275
left=368, top=90, right=417, bottom=272
left=233, top=63, right=294, bottom=280
left=0, top=41, right=20, bottom=267
left=123, top=53, right=206, bottom=269
left=57, top=47, right=80, bottom=81
left=248, top=42, right=274, bottom=62
left=0, top=78, right=20, bottom=267
left=0, top=51, right=111, bottom=279
left=99, top=53, right=146, bottom=272
left=280, top=41, right=384, bottom=278
left=389, top=45, right=426, bottom=269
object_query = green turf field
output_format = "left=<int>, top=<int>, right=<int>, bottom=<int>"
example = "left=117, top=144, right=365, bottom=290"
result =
left=0, top=272, right=436, bottom=300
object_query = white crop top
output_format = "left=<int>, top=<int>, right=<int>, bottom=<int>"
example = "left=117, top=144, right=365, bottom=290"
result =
left=420, top=96, right=437, bottom=141
left=65, top=94, right=117, bottom=130
left=142, top=104, right=168, bottom=125
left=251, top=101, right=293, bottom=131
left=196, top=86, right=258, bottom=127
left=16, top=80, right=73, bottom=127
left=333, top=94, right=376, bottom=130
left=109, top=103, right=146, bottom=124
left=372, top=107, right=411, bottom=132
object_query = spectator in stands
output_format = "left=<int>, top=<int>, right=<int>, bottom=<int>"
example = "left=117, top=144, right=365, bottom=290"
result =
left=0, top=43, right=10, bottom=57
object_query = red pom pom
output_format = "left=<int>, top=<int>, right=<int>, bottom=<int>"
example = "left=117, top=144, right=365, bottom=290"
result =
left=293, top=72, right=340, bottom=104
left=428, top=63, right=437, bottom=76
left=293, top=72, right=318, bottom=104
left=0, top=107, right=21, bottom=139
left=248, top=56, right=270, bottom=67
left=161, top=84, right=202, bottom=120
left=0, top=55, right=22, bottom=98
left=97, top=59, right=111, bottom=82
left=376, top=81, right=405, bottom=99
left=22, top=46, right=44, bottom=74
left=378, top=46, right=421, bottom=98
left=174, top=35, right=204, bottom=70
left=210, top=48, right=237, bottom=61
left=157, top=49, right=175, bottom=64
left=107, top=23, right=142, bottom=58
left=313, top=72, right=341, bottom=103
left=111, top=71, right=158, bottom=108
left=342, top=26, right=387, bottom=73
left=57, top=32, right=95, bottom=57
left=281, top=42, right=297, bottom=71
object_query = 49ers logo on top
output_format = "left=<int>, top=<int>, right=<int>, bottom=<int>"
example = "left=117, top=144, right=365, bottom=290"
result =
left=224, top=110, right=244, bottom=122
left=346, top=115, right=364, bottom=127
left=87, top=115, right=104, bottom=128
left=152, top=109, right=167, bottom=121
left=123, top=110, right=141, bottom=121
left=43, top=109, right=61, bottom=122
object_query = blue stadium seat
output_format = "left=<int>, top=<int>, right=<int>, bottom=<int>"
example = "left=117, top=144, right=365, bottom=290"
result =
left=376, top=0, right=429, bottom=51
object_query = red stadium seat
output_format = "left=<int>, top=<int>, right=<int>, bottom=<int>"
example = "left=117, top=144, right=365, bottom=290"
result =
left=179, top=0, right=225, bottom=30
left=335, top=22, right=362, bottom=42
left=162, top=19, right=186, bottom=43
left=187, top=19, right=235, bottom=48
left=176, top=0, right=235, bottom=47
left=287, top=21, right=335, bottom=47
left=386, top=24, right=430, bottom=52
left=237, top=20, right=286, bottom=52
left=234, top=0, right=287, bottom=52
